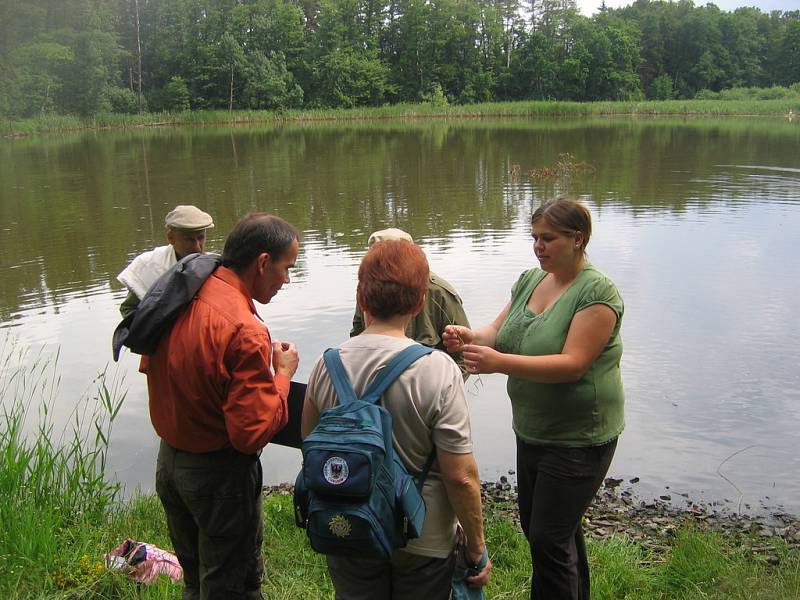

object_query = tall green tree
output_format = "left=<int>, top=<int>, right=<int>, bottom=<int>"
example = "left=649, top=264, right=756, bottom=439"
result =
left=239, top=50, right=303, bottom=109
left=226, top=0, right=306, bottom=109
left=509, top=29, right=559, bottom=99
left=1, top=0, right=125, bottom=116
left=426, top=0, right=485, bottom=102
left=383, top=0, right=431, bottom=101
left=6, top=42, right=74, bottom=116
left=583, top=15, right=641, bottom=100
left=1, top=0, right=799, bottom=117
left=719, top=8, right=765, bottom=88
left=775, top=18, right=800, bottom=87
left=305, top=0, right=391, bottom=106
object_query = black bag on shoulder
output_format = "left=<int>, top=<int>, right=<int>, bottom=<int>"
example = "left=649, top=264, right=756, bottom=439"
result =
left=112, top=253, right=221, bottom=361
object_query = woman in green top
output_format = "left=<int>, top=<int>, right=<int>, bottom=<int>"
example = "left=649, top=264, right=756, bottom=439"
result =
left=443, top=196, right=624, bottom=600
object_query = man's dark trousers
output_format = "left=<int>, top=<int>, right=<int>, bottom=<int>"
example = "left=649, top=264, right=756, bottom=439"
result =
left=156, top=440, right=264, bottom=600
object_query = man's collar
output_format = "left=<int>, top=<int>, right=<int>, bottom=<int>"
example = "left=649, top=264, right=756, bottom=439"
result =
left=214, top=266, right=259, bottom=316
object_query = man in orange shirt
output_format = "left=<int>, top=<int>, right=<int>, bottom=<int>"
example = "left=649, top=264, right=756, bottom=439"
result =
left=143, top=213, right=300, bottom=600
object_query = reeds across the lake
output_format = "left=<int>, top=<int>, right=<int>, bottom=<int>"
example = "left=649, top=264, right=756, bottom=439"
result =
left=3, top=95, right=799, bottom=138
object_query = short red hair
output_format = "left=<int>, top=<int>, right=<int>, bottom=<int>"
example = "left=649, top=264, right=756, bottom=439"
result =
left=357, top=240, right=429, bottom=319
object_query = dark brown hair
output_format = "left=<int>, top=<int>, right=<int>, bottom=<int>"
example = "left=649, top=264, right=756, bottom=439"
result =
left=532, top=196, right=592, bottom=251
left=357, top=240, right=429, bottom=319
left=222, top=213, right=298, bottom=271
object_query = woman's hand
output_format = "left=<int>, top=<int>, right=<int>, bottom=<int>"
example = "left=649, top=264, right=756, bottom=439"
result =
left=462, top=344, right=503, bottom=374
left=443, top=325, right=473, bottom=352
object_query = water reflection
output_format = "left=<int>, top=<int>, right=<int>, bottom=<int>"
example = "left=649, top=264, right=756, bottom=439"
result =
left=1, top=117, right=799, bottom=514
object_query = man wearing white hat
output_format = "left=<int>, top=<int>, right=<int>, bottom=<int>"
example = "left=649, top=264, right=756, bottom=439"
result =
left=351, top=227, right=471, bottom=377
left=117, top=205, right=214, bottom=317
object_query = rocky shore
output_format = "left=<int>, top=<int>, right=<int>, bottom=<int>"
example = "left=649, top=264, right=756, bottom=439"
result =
left=266, top=475, right=800, bottom=565
left=481, top=474, right=800, bottom=564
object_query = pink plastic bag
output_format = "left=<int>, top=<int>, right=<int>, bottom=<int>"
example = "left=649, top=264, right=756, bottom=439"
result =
left=104, top=539, right=183, bottom=584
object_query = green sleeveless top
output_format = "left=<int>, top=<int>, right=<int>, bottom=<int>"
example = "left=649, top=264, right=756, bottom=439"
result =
left=495, top=265, right=625, bottom=446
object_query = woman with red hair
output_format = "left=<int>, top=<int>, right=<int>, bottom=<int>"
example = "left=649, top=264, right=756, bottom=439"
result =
left=302, top=239, right=491, bottom=600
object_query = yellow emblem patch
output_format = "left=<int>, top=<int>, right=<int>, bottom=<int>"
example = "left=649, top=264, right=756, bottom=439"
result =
left=328, top=514, right=352, bottom=538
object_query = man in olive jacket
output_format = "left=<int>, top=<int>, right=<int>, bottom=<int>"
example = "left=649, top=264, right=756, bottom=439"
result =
left=350, top=228, right=471, bottom=378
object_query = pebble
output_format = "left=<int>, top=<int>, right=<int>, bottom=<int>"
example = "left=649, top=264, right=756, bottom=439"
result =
left=264, top=476, right=800, bottom=558
left=470, top=477, right=800, bottom=557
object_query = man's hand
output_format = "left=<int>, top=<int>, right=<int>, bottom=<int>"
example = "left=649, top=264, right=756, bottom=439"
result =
left=272, top=340, right=299, bottom=378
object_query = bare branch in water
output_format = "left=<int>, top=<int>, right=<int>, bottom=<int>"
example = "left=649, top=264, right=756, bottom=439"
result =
left=716, top=444, right=760, bottom=514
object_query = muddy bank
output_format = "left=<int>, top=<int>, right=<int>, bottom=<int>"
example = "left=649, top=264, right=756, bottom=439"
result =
left=481, top=474, right=800, bottom=562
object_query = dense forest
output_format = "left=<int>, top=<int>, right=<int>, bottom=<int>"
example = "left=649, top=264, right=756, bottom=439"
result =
left=1, top=0, right=799, bottom=118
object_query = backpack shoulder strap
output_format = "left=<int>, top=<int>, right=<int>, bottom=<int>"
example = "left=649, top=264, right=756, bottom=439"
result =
left=362, top=344, right=434, bottom=404
left=414, top=450, right=437, bottom=491
left=363, top=344, right=437, bottom=487
left=322, top=348, right=359, bottom=406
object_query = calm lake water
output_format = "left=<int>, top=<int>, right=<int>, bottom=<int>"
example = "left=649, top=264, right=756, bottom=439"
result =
left=1, top=117, right=799, bottom=515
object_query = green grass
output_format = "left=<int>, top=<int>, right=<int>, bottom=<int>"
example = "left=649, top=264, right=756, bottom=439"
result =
left=0, top=343, right=126, bottom=599
left=1, top=349, right=799, bottom=599
left=3, top=97, right=798, bottom=137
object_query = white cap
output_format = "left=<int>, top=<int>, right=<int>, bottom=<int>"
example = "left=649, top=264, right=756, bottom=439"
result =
left=164, top=205, right=214, bottom=231
left=367, top=228, right=413, bottom=247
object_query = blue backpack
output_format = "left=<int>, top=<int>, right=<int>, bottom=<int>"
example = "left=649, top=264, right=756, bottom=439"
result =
left=293, top=344, right=435, bottom=559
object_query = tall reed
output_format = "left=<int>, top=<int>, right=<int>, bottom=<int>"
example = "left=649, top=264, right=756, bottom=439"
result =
left=4, top=97, right=798, bottom=137
left=0, top=338, right=124, bottom=596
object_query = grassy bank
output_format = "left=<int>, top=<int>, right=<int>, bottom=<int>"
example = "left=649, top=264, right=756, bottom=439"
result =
left=2, top=488, right=799, bottom=600
left=2, top=98, right=798, bottom=137
left=1, top=355, right=799, bottom=599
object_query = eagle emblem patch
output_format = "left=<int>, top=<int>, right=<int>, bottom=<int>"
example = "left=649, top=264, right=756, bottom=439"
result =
left=323, top=456, right=349, bottom=485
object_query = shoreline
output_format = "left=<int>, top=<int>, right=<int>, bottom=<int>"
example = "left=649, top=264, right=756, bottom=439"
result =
left=266, top=476, right=800, bottom=563
left=3, top=99, right=798, bottom=138
left=481, top=475, right=800, bottom=561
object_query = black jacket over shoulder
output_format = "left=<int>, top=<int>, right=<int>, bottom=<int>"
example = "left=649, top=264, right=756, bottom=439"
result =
left=112, top=253, right=222, bottom=361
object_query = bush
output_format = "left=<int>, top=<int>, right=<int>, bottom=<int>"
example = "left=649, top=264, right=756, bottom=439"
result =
left=421, top=83, right=449, bottom=107
left=623, top=87, right=645, bottom=101
left=104, top=87, right=140, bottom=114
left=752, top=86, right=794, bottom=100
left=649, top=74, right=676, bottom=100
left=699, top=85, right=800, bottom=101
left=312, top=49, right=390, bottom=108
left=240, top=51, right=304, bottom=110
left=694, top=88, right=720, bottom=100
left=149, top=76, right=191, bottom=112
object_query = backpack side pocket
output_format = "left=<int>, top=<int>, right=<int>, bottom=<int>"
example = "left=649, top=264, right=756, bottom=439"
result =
left=293, top=470, right=309, bottom=528
left=394, top=467, right=426, bottom=540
